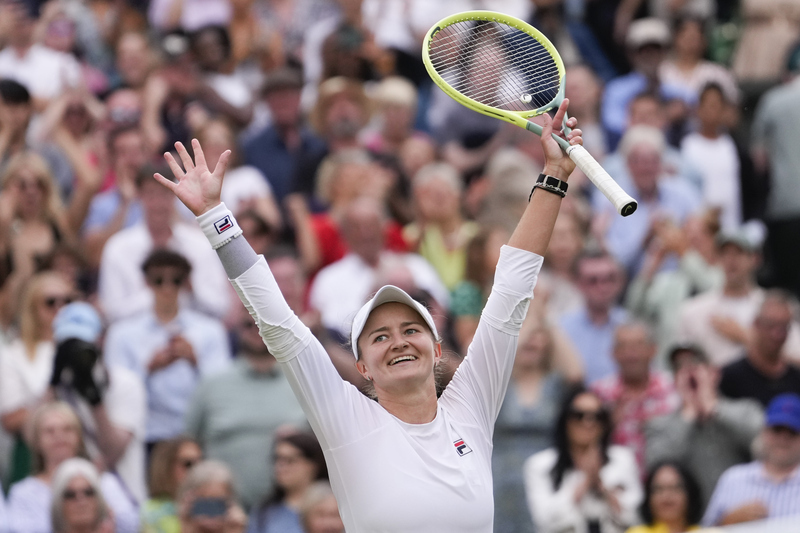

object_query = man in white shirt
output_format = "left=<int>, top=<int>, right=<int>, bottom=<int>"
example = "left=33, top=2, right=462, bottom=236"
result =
left=0, top=0, right=81, bottom=108
left=98, top=169, right=231, bottom=323
left=309, top=196, right=449, bottom=340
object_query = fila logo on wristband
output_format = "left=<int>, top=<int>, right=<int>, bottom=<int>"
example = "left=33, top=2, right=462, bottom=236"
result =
left=454, top=438, right=473, bottom=457
left=214, top=216, right=233, bottom=234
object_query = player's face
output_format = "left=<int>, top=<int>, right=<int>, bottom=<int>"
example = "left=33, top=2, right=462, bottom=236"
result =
left=356, top=303, right=440, bottom=396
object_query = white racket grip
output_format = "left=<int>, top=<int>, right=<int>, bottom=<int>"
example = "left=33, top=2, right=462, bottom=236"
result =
left=566, top=145, right=638, bottom=217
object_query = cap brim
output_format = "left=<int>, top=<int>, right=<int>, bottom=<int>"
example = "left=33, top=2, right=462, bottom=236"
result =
left=350, top=285, right=439, bottom=359
left=767, top=413, right=800, bottom=432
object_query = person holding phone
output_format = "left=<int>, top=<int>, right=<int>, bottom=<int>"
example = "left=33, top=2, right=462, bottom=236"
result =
left=155, top=101, right=582, bottom=533
left=177, top=460, right=246, bottom=533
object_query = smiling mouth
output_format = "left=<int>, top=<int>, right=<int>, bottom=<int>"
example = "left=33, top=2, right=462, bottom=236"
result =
left=389, top=355, right=417, bottom=366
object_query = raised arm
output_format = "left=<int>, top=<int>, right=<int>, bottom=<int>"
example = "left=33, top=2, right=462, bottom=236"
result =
left=507, top=99, right=582, bottom=256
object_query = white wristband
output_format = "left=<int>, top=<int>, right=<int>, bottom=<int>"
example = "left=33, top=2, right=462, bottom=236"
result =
left=196, top=203, right=243, bottom=250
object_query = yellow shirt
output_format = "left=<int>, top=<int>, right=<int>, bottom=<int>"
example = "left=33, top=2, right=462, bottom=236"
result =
left=626, top=523, right=700, bottom=533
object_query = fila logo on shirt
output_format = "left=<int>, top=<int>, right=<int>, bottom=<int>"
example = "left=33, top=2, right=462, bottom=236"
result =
left=453, top=438, right=473, bottom=457
left=214, top=216, right=233, bottom=234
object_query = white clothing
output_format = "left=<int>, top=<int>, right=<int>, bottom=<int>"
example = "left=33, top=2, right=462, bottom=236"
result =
left=7, top=473, right=139, bottom=533
left=0, top=340, right=54, bottom=414
left=98, top=222, right=231, bottom=323
left=0, top=44, right=81, bottom=100
left=681, top=133, right=741, bottom=231
left=220, top=165, right=273, bottom=216
left=55, top=366, right=148, bottom=505
left=147, top=0, right=230, bottom=31
left=231, top=245, right=543, bottom=532
left=659, top=60, right=739, bottom=104
left=0, top=481, right=7, bottom=533
left=677, top=288, right=800, bottom=367
left=524, top=446, right=643, bottom=533
left=206, top=72, right=252, bottom=109
left=309, top=252, right=450, bottom=337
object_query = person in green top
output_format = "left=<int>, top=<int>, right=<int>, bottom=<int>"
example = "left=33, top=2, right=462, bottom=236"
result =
left=142, top=437, right=203, bottom=533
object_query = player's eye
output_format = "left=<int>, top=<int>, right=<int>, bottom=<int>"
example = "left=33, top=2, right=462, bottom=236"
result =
left=404, top=328, right=419, bottom=335
left=373, top=334, right=388, bottom=343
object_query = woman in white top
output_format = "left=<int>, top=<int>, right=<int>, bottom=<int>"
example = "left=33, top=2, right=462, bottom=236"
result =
left=524, top=387, right=643, bottom=533
left=50, top=458, right=114, bottom=533
left=6, top=402, right=139, bottom=533
left=0, top=272, right=74, bottom=437
left=154, top=100, right=583, bottom=533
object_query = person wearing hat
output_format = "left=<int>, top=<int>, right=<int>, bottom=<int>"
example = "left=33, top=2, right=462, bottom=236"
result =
left=242, top=67, right=327, bottom=204
left=702, top=393, right=800, bottom=527
left=645, top=343, right=763, bottom=507
left=677, top=225, right=800, bottom=367
left=50, top=302, right=148, bottom=505
left=600, top=18, right=695, bottom=150
left=751, top=41, right=800, bottom=302
left=154, top=98, right=583, bottom=532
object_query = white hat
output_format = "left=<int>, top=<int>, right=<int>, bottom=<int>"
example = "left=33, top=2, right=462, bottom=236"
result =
left=349, top=285, right=439, bottom=359
left=626, top=18, right=671, bottom=49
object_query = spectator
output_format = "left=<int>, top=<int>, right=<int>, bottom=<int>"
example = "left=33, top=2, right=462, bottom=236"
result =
left=362, top=76, right=419, bottom=157
left=702, top=393, right=800, bottom=527
left=646, top=344, right=763, bottom=505
left=625, top=210, right=724, bottom=361
left=536, top=210, right=586, bottom=321
left=600, top=18, right=694, bottom=150
left=524, top=386, right=642, bottom=533
left=185, top=304, right=306, bottom=510
left=493, top=314, right=574, bottom=533
left=6, top=402, right=138, bottom=533
left=308, top=196, right=449, bottom=340
left=0, top=272, right=73, bottom=438
left=176, top=460, right=247, bottom=533
left=731, top=0, right=800, bottom=83
left=592, top=320, right=678, bottom=471
left=97, top=168, right=231, bottom=323
left=626, top=461, right=703, bottom=533
left=0, top=152, right=88, bottom=325
left=50, top=301, right=148, bottom=505
left=719, top=290, right=800, bottom=407
left=142, top=437, right=203, bottom=533
left=563, top=64, right=607, bottom=168
left=601, top=126, right=700, bottom=277
left=104, top=249, right=230, bottom=447
left=50, top=458, right=114, bottom=533
left=677, top=227, right=800, bottom=367
left=680, top=83, right=742, bottom=231
left=113, top=32, right=155, bottom=92
left=248, top=431, right=328, bottom=533
left=659, top=17, right=739, bottom=104
left=298, top=481, right=344, bottom=533
left=560, top=249, right=628, bottom=384
left=751, top=43, right=800, bottom=299
left=403, top=162, right=479, bottom=291
left=242, top=67, right=326, bottom=204
left=0, top=0, right=82, bottom=109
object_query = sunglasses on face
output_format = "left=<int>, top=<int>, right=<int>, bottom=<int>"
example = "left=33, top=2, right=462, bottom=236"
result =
left=63, top=487, right=96, bottom=500
left=15, top=179, right=45, bottom=192
left=43, top=295, right=73, bottom=309
left=568, top=408, right=606, bottom=424
left=178, top=458, right=199, bottom=469
left=149, top=275, right=185, bottom=288
left=582, top=274, right=619, bottom=286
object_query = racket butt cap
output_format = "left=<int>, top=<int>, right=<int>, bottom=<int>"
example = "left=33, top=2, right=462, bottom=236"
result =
left=620, top=201, right=638, bottom=217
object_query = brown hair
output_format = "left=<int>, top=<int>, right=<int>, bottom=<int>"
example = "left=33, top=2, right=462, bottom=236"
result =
left=19, top=271, right=72, bottom=357
left=148, top=437, right=200, bottom=499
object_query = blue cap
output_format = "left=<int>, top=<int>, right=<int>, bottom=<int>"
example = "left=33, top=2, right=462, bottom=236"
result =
left=52, top=302, right=103, bottom=344
left=766, top=393, right=800, bottom=432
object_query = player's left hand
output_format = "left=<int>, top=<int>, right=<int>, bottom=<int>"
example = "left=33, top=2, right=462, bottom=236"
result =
left=540, top=99, right=582, bottom=181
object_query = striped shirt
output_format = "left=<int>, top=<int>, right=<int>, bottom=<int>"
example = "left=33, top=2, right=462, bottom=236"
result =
left=702, top=461, right=800, bottom=526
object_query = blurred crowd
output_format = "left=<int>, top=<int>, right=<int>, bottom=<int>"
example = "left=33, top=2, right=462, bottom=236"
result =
left=0, top=0, right=799, bottom=531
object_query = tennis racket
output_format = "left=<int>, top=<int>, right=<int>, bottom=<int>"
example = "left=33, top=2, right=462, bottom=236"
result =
left=422, top=11, right=638, bottom=216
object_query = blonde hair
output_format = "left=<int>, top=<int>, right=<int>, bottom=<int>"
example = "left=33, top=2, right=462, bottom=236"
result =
left=310, top=77, right=370, bottom=135
left=412, top=162, right=463, bottom=194
left=314, top=148, right=372, bottom=205
left=18, top=271, right=72, bottom=357
left=299, top=481, right=340, bottom=532
left=1, top=151, right=65, bottom=223
left=618, top=125, right=666, bottom=158
left=372, top=76, right=418, bottom=110
left=30, top=402, right=89, bottom=474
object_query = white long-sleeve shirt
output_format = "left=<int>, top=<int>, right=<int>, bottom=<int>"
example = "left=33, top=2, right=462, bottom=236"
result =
left=227, top=243, right=542, bottom=533
left=524, top=446, right=643, bottom=533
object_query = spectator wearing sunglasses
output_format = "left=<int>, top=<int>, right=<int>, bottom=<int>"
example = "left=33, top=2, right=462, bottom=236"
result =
left=142, top=437, right=203, bottom=533
left=50, top=458, right=114, bottom=533
left=104, top=249, right=230, bottom=452
left=0, top=271, right=74, bottom=480
left=524, top=386, right=643, bottom=533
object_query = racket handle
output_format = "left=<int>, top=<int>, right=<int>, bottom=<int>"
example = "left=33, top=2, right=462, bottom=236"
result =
left=566, top=145, right=638, bottom=217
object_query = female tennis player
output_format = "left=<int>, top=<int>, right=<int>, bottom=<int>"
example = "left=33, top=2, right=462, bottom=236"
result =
left=155, top=100, right=583, bottom=533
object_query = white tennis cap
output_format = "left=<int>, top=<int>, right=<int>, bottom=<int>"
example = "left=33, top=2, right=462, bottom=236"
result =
left=350, top=285, right=439, bottom=359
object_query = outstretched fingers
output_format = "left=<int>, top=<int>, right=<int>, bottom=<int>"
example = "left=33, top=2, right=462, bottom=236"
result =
left=552, top=98, right=570, bottom=130
left=191, top=138, right=207, bottom=170
left=213, top=149, right=232, bottom=179
left=153, top=172, right=178, bottom=192
left=175, top=141, right=195, bottom=172
left=164, top=151, right=185, bottom=180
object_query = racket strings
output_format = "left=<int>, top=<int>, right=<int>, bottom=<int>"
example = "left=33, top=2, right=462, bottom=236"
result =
left=429, top=20, right=561, bottom=112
